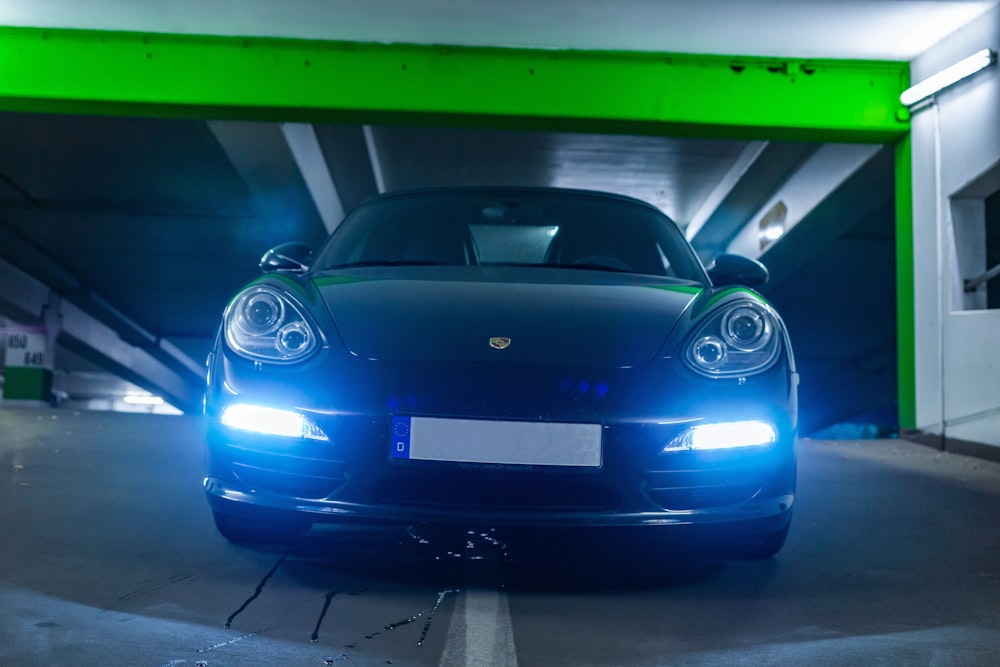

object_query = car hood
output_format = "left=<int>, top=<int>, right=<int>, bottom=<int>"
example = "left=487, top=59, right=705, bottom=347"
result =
left=312, top=270, right=702, bottom=367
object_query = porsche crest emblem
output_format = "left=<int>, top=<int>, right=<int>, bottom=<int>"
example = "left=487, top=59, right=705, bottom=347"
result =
left=489, top=337, right=512, bottom=350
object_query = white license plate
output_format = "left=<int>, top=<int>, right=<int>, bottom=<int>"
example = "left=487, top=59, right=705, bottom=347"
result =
left=390, top=416, right=602, bottom=468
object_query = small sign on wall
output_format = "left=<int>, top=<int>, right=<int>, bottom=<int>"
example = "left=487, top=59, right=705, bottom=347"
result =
left=5, top=331, right=47, bottom=368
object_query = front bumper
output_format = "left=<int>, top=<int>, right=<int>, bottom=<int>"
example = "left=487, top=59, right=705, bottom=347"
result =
left=204, top=417, right=796, bottom=533
left=204, top=347, right=797, bottom=533
left=204, top=475, right=794, bottom=533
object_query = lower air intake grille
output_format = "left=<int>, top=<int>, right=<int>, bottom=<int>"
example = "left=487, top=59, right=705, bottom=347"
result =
left=644, top=468, right=767, bottom=510
left=370, top=477, right=620, bottom=512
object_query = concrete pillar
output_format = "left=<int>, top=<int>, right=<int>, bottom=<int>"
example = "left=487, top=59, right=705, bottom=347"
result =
left=1, top=294, right=60, bottom=406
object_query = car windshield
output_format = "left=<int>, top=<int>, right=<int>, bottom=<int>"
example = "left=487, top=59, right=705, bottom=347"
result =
left=313, top=189, right=707, bottom=282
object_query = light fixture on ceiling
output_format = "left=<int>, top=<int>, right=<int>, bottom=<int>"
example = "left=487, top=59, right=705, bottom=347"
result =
left=758, top=201, right=787, bottom=251
left=900, top=48, right=997, bottom=109
left=123, top=394, right=164, bottom=406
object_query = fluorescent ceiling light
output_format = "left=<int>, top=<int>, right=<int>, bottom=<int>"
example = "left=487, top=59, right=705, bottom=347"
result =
left=900, top=49, right=996, bottom=108
left=762, top=225, right=785, bottom=242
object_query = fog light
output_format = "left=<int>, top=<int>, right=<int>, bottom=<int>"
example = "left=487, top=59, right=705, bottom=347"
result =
left=220, top=404, right=329, bottom=441
left=665, top=420, right=776, bottom=452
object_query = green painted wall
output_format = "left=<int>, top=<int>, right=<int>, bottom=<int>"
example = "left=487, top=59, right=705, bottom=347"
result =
left=0, top=26, right=915, bottom=425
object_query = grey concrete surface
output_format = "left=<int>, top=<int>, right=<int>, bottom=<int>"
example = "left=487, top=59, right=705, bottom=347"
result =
left=1, top=406, right=999, bottom=666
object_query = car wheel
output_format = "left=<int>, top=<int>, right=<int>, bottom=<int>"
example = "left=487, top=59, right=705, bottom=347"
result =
left=726, top=522, right=791, bottom=560
left=212, top=510, right=310, bottom=544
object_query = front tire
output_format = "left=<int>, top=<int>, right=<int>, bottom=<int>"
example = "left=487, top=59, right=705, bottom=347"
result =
left=726, top=522, right=791, bottom=560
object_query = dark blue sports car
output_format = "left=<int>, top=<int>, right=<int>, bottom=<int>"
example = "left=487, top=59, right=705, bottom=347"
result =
left=203, top=187, right=798, bottom=558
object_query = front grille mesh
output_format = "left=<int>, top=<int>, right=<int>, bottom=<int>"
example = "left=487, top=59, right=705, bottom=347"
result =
left=643, top=466, right=768, bottom=510
left=233, top=463, right=344, bottom=499
left=369, top=477, right=620, bottom=512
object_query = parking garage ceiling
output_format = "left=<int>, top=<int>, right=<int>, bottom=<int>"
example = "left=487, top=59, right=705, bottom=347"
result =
left=0, top=1, right=996, bottom=429
left=2, top=0, right=996, bottom=60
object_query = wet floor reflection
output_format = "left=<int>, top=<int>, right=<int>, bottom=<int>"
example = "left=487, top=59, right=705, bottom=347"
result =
left=210, top=522, right=769, bottom=661
left=244, top=522, right=727, bottom=592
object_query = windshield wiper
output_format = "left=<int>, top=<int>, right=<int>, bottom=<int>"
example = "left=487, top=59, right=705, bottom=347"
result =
left=489, top=261, right=632, bottom=273
left=556, top=262, right=633, bottom=274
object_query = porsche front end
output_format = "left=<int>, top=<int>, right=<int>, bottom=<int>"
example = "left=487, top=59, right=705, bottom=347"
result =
left=203, top=187, right=798, bottom=558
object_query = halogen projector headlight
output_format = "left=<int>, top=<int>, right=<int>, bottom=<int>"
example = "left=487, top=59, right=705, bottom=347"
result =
left=685, top=299, right=781, bottom=377
left=224, top=285, right=319, bottom=363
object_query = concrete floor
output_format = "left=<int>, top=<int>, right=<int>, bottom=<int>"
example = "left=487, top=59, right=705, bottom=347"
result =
left=1, top=406, right=999, bottom=666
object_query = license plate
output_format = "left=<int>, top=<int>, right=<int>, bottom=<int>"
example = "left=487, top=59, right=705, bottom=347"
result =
left=390, top=416, right=602, bottom=468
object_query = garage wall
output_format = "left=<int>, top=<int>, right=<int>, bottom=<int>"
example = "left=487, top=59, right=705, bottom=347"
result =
left=911, top=4, right=1000, bottom=448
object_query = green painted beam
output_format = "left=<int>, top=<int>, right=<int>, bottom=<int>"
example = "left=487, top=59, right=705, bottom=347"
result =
left=0, top=25, right=916, bottom=428
left=0, top=26, right=909, bottom=141
left=894, top=135, right=916, bottom=430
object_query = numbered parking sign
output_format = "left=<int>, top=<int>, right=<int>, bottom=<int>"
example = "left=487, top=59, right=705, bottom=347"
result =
left=5, top=332, right=47, bottom=368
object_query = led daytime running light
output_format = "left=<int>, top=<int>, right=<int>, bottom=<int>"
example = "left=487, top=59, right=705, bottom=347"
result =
left=665, top=420, right=777, bottom=452
left=220, top=404, right=329, bottom=441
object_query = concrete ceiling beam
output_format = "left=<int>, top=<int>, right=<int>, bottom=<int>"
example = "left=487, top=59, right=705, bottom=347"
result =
left=311, top=124, right=382, bottom=213
left=363, top=125, right=387, bottom=194
left=0, top=255, right=204, bottom=412
left=688, top=142, right=818, bottom=258
left=57, top=299, right=202, bottom=412
left=280, top=122, right=346, bottom=234
left=756, top=146, right=894, bottom=290
left=732, top=144, right=886, bottom=272
left=685, top=140, right=768, bottom=241
left=0, top=260, right=50, bottom=323
left=207, top=120, right=329, bottom=246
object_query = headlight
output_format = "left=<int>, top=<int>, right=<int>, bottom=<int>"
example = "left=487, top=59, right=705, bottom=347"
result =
left=684, top=299, right=780, bottom=377
left=224, top=285, right=319, bottom=363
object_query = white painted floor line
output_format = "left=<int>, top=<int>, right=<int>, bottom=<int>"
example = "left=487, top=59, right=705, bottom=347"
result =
left=440, top=588, right=518, bottom=667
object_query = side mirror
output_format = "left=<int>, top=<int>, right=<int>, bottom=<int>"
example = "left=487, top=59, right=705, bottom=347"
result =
left=259, top=242, right=313, bottom=274
left=707, top=253, right=769, bottom=287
